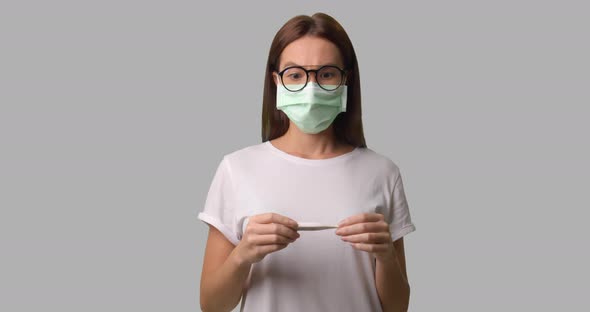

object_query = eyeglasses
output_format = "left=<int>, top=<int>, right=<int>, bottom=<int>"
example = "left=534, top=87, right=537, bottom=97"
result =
left=275, top=65, right=347, bottom=92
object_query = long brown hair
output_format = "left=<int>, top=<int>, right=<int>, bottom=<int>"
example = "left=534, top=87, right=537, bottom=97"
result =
left=261, top=13, right=367, bottom=148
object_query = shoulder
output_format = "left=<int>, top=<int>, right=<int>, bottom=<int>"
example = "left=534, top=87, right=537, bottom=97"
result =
left=356, top=146, right=401, bottom=177
left=224, top=141, right=266, bottom=158
left=355, top=147, right=407, bottom=194
left=219, top=142, right=268, bottom=168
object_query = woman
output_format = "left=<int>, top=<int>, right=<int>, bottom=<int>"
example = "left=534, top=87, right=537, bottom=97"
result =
left=198, top=12, right=416, bottom=312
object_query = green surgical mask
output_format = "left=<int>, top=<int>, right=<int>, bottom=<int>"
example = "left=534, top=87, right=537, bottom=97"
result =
left=276, top=82, right=347, bottom=134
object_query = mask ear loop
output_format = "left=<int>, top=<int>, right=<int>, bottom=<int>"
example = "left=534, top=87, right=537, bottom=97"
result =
left=340, top=70, right=348, bottom=112
left=275, top=72, right=285, bottom=91
left=341, top=85, right=348, bottom=112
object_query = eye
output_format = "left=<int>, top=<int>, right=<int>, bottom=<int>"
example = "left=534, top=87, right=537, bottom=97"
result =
left=318, top=66, right=341, bottom=79
left=282, top=67, right=307, bottom=83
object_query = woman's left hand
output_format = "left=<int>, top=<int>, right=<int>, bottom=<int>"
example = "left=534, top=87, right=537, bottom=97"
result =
left=335, top=213, right=395, bottom=262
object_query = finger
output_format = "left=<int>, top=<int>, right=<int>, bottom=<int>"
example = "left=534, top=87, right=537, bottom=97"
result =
left=335, top=221, right=389, bottom=236
left=248, top=234, right=295, bottom=245
left=248, top=223, right=300, bottom=240
left=338, top=213, right=384, bottom=227
left=348, top=242, right=390, bottom=253
left=341, top=232, right=390, bottom=244
left=251, top=213, right=298, bottom=229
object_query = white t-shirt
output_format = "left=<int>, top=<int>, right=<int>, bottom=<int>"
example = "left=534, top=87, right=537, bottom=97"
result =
left=198, top=141, right=416, bottom=312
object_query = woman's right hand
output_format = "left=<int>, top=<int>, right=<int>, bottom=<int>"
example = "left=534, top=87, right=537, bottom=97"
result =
left=233, top=213, right=300, bottom=265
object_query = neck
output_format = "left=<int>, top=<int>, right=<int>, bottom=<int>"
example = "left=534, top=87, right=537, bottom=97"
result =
left=277, top=121, right=343, bottom=156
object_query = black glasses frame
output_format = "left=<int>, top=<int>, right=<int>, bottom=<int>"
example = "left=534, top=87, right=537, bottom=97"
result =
left=275, top=65, right=348, bottom=92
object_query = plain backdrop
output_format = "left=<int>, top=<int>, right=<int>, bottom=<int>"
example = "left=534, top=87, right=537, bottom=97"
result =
left=1, top=1, right=588, bottom=311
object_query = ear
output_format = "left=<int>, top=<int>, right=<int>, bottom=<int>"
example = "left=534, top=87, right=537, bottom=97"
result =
left=272, top=72, right=279, bottom=86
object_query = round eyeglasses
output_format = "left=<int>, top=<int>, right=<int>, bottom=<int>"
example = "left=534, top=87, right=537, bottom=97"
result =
left=276, top=65, right=347, bottom=92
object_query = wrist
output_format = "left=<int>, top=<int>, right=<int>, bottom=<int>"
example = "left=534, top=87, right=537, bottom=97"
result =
left=375, top=244, right=397, bottom=263
left=229, top=246, right=251, bottom=269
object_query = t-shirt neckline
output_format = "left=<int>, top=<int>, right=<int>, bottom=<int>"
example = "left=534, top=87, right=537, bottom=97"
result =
left=264, top=140, right=360, bottom=165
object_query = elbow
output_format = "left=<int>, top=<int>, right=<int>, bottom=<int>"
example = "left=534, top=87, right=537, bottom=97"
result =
left=200, top=281, right=209, bottom=311
left=382, top=284, right=411, bottom=312
left=200, top=296, right=211, bottom=312
left=200, top=305, right=215, bottom=312
left=392, top=283, right=411, bottom=312
left=200, top=293, right=238, bottom=312
left=200, top=301, right=222, bottom=312
left=200, top=289, right=218, bottom=312
left=200, top=302, right=234, bottom=312
left=200, top=294, right=225, bottom=312
left=400, top=284, right=411, bottom=312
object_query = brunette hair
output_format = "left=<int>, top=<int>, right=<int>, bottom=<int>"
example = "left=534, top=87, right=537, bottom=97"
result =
left=261, top=13, right=367, bottom=147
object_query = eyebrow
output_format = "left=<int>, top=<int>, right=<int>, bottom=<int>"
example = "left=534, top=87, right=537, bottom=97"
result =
left=282, top=61, right=341, bottom=68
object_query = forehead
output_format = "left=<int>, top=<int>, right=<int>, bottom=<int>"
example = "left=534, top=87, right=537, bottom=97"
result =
left=279, top=36, right=343, bottom=69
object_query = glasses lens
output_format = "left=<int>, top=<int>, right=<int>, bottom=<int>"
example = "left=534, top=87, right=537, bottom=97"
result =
left=317, top=66, right=343, bottom=91
left=281, top=67, right=307, bottom=91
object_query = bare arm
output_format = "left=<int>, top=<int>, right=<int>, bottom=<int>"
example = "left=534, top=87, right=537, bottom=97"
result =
left=335, top=213, right=411, bottom=312
left=200, top=226, right=250, bottom=312
left=200, top=213, right=300, bottom=312
left=375, top=237, right=411, bottom=312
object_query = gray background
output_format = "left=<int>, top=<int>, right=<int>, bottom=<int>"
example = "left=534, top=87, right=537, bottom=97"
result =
left=1, top=1, right=588, bottom=311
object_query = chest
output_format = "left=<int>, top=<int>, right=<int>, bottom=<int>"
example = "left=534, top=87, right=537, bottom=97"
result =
left=232, top=164, right=390, bottom=225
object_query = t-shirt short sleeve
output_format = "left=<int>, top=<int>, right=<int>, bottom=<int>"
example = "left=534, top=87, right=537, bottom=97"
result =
left=388, top=170, right=417, bottom=242
left=197, top=156, right=240, bottom=246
